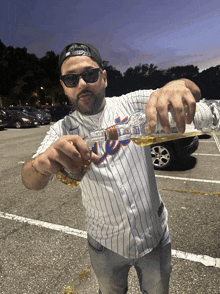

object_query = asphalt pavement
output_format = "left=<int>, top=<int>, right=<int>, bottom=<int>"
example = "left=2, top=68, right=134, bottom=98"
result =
left=0, top=124, right=219, bottom=294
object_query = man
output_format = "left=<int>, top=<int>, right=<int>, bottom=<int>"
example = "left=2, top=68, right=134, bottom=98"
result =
left=22, top=42, right=201, bottom=294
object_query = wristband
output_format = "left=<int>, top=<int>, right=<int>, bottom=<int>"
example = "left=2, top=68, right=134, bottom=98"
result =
left=31, top=155, right=50, bottom=177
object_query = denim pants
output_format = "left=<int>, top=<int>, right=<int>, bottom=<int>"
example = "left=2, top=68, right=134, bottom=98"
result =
left=87, top=231, right=172, bottom=294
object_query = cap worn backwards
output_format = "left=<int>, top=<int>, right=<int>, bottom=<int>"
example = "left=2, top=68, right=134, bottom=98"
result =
left=59, top=42, right=103, bottom=71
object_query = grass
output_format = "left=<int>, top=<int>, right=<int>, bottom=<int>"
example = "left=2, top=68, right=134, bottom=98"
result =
left=62, top=268, right=91, bottom=294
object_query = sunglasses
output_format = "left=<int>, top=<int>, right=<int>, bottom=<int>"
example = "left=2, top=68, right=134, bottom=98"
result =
left=60, top=68, right=102, bottom=88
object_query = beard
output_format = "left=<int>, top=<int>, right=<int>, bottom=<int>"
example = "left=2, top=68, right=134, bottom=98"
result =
left=70, top=86, right=106, bottom=115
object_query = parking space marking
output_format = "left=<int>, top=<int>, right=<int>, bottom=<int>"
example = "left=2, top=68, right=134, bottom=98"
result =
left=0, top=211, right=87, bottom=238
left=199, top=141, right=215, bottom=143
left=172, top=250, right=220, bottom=268
left=213, top=133, right=220, bottom=153
left=193, top=153, right=220, bottom=156
left=199, top=134, right=220, bottom=152
left=155, top=175, right=220, bottom=184
left=1, top=211, right=220, bottom=268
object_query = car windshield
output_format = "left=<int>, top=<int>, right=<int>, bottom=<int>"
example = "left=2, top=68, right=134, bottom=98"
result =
left=24, top=106, right=38, bottom=112
left=9, top=110, right=28, bottom=116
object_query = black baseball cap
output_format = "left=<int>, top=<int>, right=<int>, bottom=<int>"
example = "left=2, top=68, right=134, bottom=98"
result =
left=59, top=42, right=103, bottom=71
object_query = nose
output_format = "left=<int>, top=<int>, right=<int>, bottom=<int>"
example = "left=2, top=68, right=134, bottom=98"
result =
left=78, top=76, right=87, bottom=89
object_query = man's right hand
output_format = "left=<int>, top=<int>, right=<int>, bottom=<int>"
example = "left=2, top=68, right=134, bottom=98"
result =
left=22, top=135, right=100, bottom=190
left=33, top=135, right=100, bottom=175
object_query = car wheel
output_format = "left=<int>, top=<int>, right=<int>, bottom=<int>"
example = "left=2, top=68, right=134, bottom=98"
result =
left=15, top=121, right=22, bottom=129
left=151, top=144, right=175, bottom=170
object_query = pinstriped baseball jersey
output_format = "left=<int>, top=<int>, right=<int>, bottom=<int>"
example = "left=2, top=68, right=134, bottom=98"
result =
left=33, top=90, right=169, bottom=259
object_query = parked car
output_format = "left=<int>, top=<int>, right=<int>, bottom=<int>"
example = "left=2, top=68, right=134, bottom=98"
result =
left=151, top=136, right=199, bottom=170
left=46, top=105, right=74, bottom=121
left=0, top=108, right=9, bottom=130
left=6, top=106, right=51, bottom=125
left=23, top=106, right=51, bottom=124
left=4, top=110, right=38, bottom=129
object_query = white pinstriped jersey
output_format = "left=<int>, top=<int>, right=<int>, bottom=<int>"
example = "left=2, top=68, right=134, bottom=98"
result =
left=33, top=90, right=169, bottom=259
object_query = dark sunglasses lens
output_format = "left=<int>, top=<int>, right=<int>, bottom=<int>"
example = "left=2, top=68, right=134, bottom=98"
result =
left=83, top=69, right=99, bottom=83
left=62, top=69, right=100, bottom=87
left=64, top=75, right=79, bottom=87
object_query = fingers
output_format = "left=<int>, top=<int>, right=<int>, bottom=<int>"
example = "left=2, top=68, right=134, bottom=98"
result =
left=184, top=95, right=196, bottom=124
left=36, top=152, right=63, bottom=174
left=169, top=89, right=196, bottom=132
left=58, top=135, right=90, bottom=161
left=146, top=82, right=197, bottom=134
left=67, top=137, right=100, bottom=162
left=35, top=135, right=100, bottom=175
left=145, top=89, right=171, bottom=134
left=168, top=95, right=187, bottom=133
left=89, top=151, right=100, bottom=163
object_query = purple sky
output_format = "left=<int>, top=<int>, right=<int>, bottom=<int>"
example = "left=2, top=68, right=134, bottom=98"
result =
left=1, top=0, right=220, bottom=72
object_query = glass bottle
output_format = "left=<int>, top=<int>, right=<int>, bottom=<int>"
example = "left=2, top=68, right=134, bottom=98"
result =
left=56, top=99, right=220, bottom=187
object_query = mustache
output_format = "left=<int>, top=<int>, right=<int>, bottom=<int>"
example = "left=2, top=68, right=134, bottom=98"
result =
left=77, top=90, right=93, bottom=99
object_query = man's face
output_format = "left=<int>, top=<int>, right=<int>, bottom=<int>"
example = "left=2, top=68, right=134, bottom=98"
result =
left=60, top=56, right=107, bottom=115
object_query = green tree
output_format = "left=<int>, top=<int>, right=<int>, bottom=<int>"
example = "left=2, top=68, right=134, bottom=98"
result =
left=103, top=61, right=123, bottom=96
left=122, top=63, right=158, bottom=93
left=195, top=66, right=220, bottom=99
left=37, top=51, right=64, bottom=105
left=166, top=65, right=199, bottom=80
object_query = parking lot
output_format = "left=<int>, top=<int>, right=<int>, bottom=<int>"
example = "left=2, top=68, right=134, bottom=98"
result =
left=0, top=124, right=220, bottom=294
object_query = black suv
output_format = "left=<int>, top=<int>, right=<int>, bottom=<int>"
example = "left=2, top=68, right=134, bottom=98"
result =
left=45, top=105, right=74, bottom=121
left=151, top=136, right=199, bottom=170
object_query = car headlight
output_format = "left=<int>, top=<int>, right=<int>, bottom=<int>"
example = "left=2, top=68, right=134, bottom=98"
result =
left=22, top=118, right=30, bottom=122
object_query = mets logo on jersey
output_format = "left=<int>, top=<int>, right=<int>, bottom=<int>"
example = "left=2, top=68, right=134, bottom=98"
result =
left=93, top=116, right=132, bottom=165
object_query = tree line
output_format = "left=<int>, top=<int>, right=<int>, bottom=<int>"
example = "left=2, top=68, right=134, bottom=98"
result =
left=0, top=39, right=219, bottom=107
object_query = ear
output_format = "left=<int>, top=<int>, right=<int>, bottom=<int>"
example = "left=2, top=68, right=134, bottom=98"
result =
left=102, top=70, right=108, bottom=88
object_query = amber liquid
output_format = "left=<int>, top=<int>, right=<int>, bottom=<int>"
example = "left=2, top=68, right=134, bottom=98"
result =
left=56, top=154, right=91, bottom=188
left=131, top=131, right=202, bottom=146
left=56, top=130, right=213, bottom=187
left=56, top=170, right=81, bottom=187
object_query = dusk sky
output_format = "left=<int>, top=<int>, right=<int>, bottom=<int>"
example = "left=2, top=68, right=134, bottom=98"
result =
left=1, top=0, right=220, bottom=73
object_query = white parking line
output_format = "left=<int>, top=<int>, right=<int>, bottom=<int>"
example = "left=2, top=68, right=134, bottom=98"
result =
left=199, top=133, right=220, bottom=153
left=0, top=211, right=87, bottom=238
left=155, top=175, right=220, bottom=184
left=213, top=133, right=220, bottom=153
left=1, top=211, right=219, bottom=268
left=193, top=153, right=220, bottom=156
left=199, top=141, right=216, bottom=143
left=172, top=250, right=220, bottom=268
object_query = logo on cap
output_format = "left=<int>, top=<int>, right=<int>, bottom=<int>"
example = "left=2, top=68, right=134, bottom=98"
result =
left=66, top=44, right=91, bottom=58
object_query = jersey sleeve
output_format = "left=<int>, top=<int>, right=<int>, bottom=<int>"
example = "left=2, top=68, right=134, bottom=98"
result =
left=32, top=123, right=61, bottom=158
left=111, top=89, right=156, bottom=114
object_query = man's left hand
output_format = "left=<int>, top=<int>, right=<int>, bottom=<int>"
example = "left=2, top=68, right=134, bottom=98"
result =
left=145, top=79, right=201, bottom=134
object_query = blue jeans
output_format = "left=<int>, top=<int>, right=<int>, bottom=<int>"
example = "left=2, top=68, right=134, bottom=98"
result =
left=87, top=231, right=172, bottom=294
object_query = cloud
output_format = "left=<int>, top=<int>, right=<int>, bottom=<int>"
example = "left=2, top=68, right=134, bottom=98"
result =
left=107, top=51, right=130, bottom=67
left=153, top=47, right=220, bottom=71
left=27, top=37, right=55, bottom=57
left=111, top=50, right=156, bottom=73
